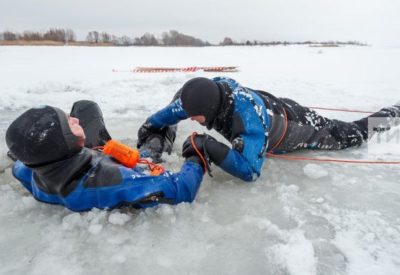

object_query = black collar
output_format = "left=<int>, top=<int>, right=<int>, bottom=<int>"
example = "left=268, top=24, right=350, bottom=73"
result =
left=31, top=148, right=93, bottom=197
left=208, top=82, right=235, bottom=133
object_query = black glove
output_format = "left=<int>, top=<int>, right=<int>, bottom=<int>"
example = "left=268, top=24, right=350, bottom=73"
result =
left=137, top=120, right=163, bottom=148
left=182, top=134, right=216, bottom=159
left=182, top=133, right=231, bottom=163
left=139, top=134, right=164, bottom=163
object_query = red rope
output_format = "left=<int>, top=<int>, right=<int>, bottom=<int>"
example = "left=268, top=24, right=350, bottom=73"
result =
left=190, top=132, right=208, bottom=174
left=138, top=159, right=165, bottom=175
left=267, top=153, right=400, bottom=165
left=268, top=105, right=400, bottom=165
left=307, top=106, right=374, bottom=114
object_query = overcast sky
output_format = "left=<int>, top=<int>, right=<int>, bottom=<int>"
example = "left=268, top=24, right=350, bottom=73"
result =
left=1, top=0, right=399, bottom=45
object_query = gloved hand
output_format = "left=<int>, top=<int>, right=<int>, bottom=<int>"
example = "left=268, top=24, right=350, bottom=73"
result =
left=182, top=134, right=217, bottom=159
left=139, top=134, right=164, bottom=163
left=182, top=134, right=218, bottom=176
left=137, top=121, right=163, bottom=148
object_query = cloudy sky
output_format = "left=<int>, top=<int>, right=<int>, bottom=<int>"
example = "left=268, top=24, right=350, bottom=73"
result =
left=1, top=0, right=399, bottom=45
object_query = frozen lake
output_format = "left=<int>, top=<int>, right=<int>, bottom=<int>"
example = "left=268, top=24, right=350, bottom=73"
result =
left=0, top=45, right=399, bottom=275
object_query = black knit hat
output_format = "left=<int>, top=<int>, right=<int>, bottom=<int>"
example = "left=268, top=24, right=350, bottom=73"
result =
left=6, top=106, right=82, bottom=166
left=180, top=77, right=222, bottom=127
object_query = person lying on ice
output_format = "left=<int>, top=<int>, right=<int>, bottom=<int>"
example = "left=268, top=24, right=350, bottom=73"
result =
left=5, top=100, right=204, bottom=212
left=137, top=77, right=400, bottom=181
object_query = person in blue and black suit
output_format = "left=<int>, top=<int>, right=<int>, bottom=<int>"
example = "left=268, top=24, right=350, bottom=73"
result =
left=137, top=77, right=400, bottom=181
left=6, top=100, right=204, bottom=212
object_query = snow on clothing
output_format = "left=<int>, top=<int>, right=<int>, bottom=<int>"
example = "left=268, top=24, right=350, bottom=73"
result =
left=274, top=98, right=400, bottom=152
left=12, top=150, right=203, bottom=212
left=145, top=77, right=400, bottom=181
left=147, top=77, right=283, bottom=181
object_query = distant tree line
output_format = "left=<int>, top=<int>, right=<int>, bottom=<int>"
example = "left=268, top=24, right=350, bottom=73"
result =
left=85, top=30, right=211, bottom=46
left=219, top=37, right=367, bottom=47
left=0, top=28, right=76, bottom=42
left=0, top=28, right=367, bottom=47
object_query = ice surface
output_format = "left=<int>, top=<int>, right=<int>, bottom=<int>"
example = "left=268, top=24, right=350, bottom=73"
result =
left=0, top=45, right=400, bottom=275
left=303, top=164, right=329, bottom=179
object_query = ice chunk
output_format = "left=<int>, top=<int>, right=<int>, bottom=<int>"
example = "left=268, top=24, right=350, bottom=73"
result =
left=88, top=224, right=103, bottom=235
left=62, top=213, right=86, bottom=230
left=267, top=231, right=317, bottom=275
left=108, top=212, right=131, bottom=225
left=21, top=196, right=37, bottom=209
left=313, top=241, right=347, bottom=275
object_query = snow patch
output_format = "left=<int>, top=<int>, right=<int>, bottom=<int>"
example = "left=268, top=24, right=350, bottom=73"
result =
left=267, top=231, right=317, bottom=275
left=108, top=212, right=131, bottom=225
left=62, top=213, right=87, bottom=230
left=303, top=163, right=329, bottom=179
left=88, top=224, right=103, bottom=235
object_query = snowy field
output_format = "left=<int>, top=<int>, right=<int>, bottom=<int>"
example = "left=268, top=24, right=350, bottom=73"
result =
left=0, top=45, right=399, bottom=275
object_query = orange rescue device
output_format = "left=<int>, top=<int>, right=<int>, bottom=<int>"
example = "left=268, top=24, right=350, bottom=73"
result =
left=103, top=139, right=139, bottom=168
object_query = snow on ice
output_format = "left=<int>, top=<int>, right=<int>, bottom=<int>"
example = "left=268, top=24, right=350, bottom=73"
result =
left=0, top=45, right=400, bottom=275
left=303, top=164, right=329, bottom=179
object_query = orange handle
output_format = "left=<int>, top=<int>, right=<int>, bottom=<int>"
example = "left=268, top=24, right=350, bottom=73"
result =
left=103, top=139, right=139, bottom=168
left=150, top=165, right=164, bottom=176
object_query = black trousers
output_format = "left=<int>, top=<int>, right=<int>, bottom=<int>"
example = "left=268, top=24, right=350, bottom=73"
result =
left=275, top=98, right=400, bottom=152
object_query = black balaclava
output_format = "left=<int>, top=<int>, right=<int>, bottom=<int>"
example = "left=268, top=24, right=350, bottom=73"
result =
left=180, top=77, right=222, bottom=128
left=6, top=106, right=82, bottom=166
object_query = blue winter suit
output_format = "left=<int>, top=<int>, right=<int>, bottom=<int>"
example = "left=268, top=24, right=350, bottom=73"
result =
left=142, top=77, right=400, bottom=181
left=12, top=149, right=203, bottom=212
left=145, top=77, right=287, bottom=181
left=10, top=100, right=204, bottom=212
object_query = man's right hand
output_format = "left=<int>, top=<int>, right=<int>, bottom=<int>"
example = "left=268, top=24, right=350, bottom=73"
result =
left=137, top=121, right=162, bottom=148
left=138, top=134, right=164, bottom=163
